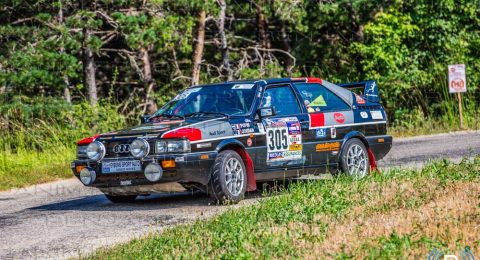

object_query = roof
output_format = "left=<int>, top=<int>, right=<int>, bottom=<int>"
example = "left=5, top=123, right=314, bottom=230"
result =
left=191, top=77, right=354, bottom=106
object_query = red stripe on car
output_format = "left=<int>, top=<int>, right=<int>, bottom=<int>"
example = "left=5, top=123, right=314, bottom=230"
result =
left=309, top=113, right=325, bottom=127
left=162, top=128, right=202, bottom=141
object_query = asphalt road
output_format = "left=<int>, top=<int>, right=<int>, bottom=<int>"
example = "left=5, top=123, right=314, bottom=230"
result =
left=0, top=131, right=479, bottom=259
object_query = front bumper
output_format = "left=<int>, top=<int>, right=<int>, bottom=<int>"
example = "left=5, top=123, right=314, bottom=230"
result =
left=71, top=151, right=217, bottom=188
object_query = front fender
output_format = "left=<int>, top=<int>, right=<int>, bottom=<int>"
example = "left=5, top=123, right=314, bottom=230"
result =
left=215, top=138, right=245, bottom=152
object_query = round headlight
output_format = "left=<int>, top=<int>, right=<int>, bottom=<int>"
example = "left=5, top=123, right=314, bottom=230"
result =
left=130, top=138, right=150, bottom=158
left=79, top=168, right=96, bottom=185
left=144, top=163, right=163, bottom=182
left=86, top=141, right=106, bottom=161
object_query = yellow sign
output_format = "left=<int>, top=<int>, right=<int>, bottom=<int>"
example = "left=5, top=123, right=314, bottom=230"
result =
left=315, top=142, right=340, bottom=152
left=310, top=95, right=327, bottom=107
left=289, top=144, right=303, bottom=151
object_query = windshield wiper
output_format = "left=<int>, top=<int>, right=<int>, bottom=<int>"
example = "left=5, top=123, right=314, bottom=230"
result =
left=149, top=114, right=185, bottom=121
left=184, top=111, right=229, bottom=119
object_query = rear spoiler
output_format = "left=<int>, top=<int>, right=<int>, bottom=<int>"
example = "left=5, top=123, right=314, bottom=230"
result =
left=338, top=80, right=380, bottom=103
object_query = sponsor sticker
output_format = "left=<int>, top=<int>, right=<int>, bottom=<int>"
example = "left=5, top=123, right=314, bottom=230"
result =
left=333, top=112, right=345, bottom=124
left=310, top=95, right=327, bottom=107
left=173, top=87, right=201, bottom=101
left=370, top=111, right=383, bottom=120
left=257, top=123, right=265, bottom=134
left=232, top=83, right=255, bottom=89
left=315, top=142, right=340, bottom=152
left=355, top=94, right=366, bottom=104
left=175, top=157, right=185, bottom=162
left=231, top=122, right=255, bottom=135
left=265, top=117, right=302, bottom=162
left=360, top=111, right=368, bottom=119
left=330, top=127, right=337, bottom=138
left=196, top=142, right=212, bottom=149
left=315, top=128, right=327, bottom=138
left=289, top=144, right=302, bottom=151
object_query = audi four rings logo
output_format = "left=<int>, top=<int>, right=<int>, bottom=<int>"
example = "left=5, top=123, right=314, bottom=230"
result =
left=113, top=144, right=130, bottom=153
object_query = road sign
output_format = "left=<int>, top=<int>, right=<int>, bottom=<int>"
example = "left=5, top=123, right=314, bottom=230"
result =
left=448, top=64, right=467, bottom=129
left=448, top=64, right=467, bottom=93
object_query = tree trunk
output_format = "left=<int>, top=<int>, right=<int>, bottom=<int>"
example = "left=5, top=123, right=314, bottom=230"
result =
left=280, top=21, right=292, bottom=76
left=255, top=2, right=271, bottom=51
left=58, top=3, right=71, bottom=103
left=191, top=10, right=206, bottom=86
left=83, top=27, right=98, bottom=106
left=218, top=0, right=232, bottom=81
left=139, top=46, right=157, bottom=115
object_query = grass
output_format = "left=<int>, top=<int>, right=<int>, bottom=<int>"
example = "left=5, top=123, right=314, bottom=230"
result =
left=0, top=148, right=75, bottom=190
left=85, top=158, right=480, bottom=259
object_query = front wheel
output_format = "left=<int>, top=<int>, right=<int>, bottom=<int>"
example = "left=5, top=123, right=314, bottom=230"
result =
left=104, top=194, right=137, bottom=203
left=339, top=138, right=370, bottom=178
left=208, top=150, right=247, bottom=204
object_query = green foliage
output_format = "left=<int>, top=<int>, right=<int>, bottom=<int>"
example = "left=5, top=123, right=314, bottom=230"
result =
left=0, top=95, right=126, bottom=152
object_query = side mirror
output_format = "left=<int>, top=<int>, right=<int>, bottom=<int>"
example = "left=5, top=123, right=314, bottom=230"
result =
left=258, top=107, right=275, bottom=118
left=140, top=115, right=150, bottom=124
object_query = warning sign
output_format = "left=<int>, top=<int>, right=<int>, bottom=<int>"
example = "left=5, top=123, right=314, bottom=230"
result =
left=448, top=64, right=467, bottom=93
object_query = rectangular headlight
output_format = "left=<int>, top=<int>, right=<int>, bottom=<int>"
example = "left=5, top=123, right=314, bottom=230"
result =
left=156, top=140, right=191, bottom=153
left=167, top=140, right=191, bottom=153
left=77, top=146, right=87, bottom=158
left=156, top=140, right=167, bottom=153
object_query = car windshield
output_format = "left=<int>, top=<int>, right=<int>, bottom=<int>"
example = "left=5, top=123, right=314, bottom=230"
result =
left=152, top=83, right=258, bottom=118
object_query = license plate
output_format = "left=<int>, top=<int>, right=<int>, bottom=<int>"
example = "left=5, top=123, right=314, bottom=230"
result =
left=102, top=160, right=141, bottom=173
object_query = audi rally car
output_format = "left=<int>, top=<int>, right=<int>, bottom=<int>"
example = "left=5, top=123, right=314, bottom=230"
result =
left=72, top=77, right=392, bottom=203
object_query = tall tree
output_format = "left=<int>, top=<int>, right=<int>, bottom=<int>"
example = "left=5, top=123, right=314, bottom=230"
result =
left=217, top=0, right=232, bottom=81
left=83, top=26, right=98, bottom=106
left=191, top=10, right=206, bottom=86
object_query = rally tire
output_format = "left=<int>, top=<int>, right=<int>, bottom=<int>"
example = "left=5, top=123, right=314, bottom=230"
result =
left=339, top=138, right=370, bottom=178
left=208, top=150, right=247, bottom=204
left=104, top=194, right=138, bottom=203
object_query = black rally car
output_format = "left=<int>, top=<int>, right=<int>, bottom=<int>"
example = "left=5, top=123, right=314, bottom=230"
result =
left=72, top=77, right=392, bottom=203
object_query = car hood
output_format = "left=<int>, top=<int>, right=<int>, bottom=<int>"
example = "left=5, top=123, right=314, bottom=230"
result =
left=98, top=116, right=232, bottom=140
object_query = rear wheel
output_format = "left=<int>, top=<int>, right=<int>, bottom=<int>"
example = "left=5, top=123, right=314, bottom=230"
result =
left=104, top=194, right=137, bottom=203
left=339, top=138, right=370, bottom=178
left=208, top=150, right=247, bottom=204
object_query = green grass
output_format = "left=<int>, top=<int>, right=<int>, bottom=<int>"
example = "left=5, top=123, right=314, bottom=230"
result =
left=0, top=148, right=75, bottom=190
left=86, top=158, right=480, bottom=259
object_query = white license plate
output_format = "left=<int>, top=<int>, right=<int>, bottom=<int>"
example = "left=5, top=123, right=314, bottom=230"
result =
left=102, top=160, right=141, bottom=173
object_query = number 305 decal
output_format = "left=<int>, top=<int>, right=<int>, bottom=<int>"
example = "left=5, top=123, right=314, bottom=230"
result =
left=267, top=128, right=288, bottom=151
left=264, top=117, right=303, bottom=162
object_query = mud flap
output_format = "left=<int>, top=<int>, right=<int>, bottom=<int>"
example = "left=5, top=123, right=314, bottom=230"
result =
left=233, top=147, right=257, bottom=191
left=367, top=148, right=377, bottom=172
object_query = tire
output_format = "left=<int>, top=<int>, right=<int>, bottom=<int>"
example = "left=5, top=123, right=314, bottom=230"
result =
left=208, top=150, right=247, bottom=204
left=339, top=138, right=370, bottom=178
left=104, top=194, right=138, bottom=203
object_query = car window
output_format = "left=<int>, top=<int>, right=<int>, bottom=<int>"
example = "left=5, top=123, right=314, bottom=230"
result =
left=262, top=85, right=301, bottom=116
left=295, top=83, right=350, bottom=113
left=153, top=83, right=258, bottom=117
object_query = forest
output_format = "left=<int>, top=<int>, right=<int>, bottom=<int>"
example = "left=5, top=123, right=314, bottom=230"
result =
left=0, top=0, right=479, bottom=189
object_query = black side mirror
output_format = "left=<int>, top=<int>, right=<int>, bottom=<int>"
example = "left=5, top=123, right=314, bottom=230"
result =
left=141, top=115, right=150, bottom=124
left=258, top=107, right=275, bottom=118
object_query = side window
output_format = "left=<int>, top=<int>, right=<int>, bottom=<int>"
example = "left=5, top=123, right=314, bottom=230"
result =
left=262, top=85, right=301, bottom=116
left=295, top=83, right=350, bottom=113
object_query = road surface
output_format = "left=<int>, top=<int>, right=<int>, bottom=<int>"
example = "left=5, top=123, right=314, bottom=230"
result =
left=0, top=131, right=479, bottom=259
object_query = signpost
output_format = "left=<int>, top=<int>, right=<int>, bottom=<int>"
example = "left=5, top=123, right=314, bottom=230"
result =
left=448, top=64, right=467, bottom=129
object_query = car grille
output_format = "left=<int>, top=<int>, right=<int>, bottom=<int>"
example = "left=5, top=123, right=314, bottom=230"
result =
left=103, top=139, right=155, bottom=159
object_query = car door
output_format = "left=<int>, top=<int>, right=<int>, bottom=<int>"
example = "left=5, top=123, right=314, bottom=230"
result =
left=254, top=84, right=309, bottom=172
left=293, top=82, right=353, bottom=167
